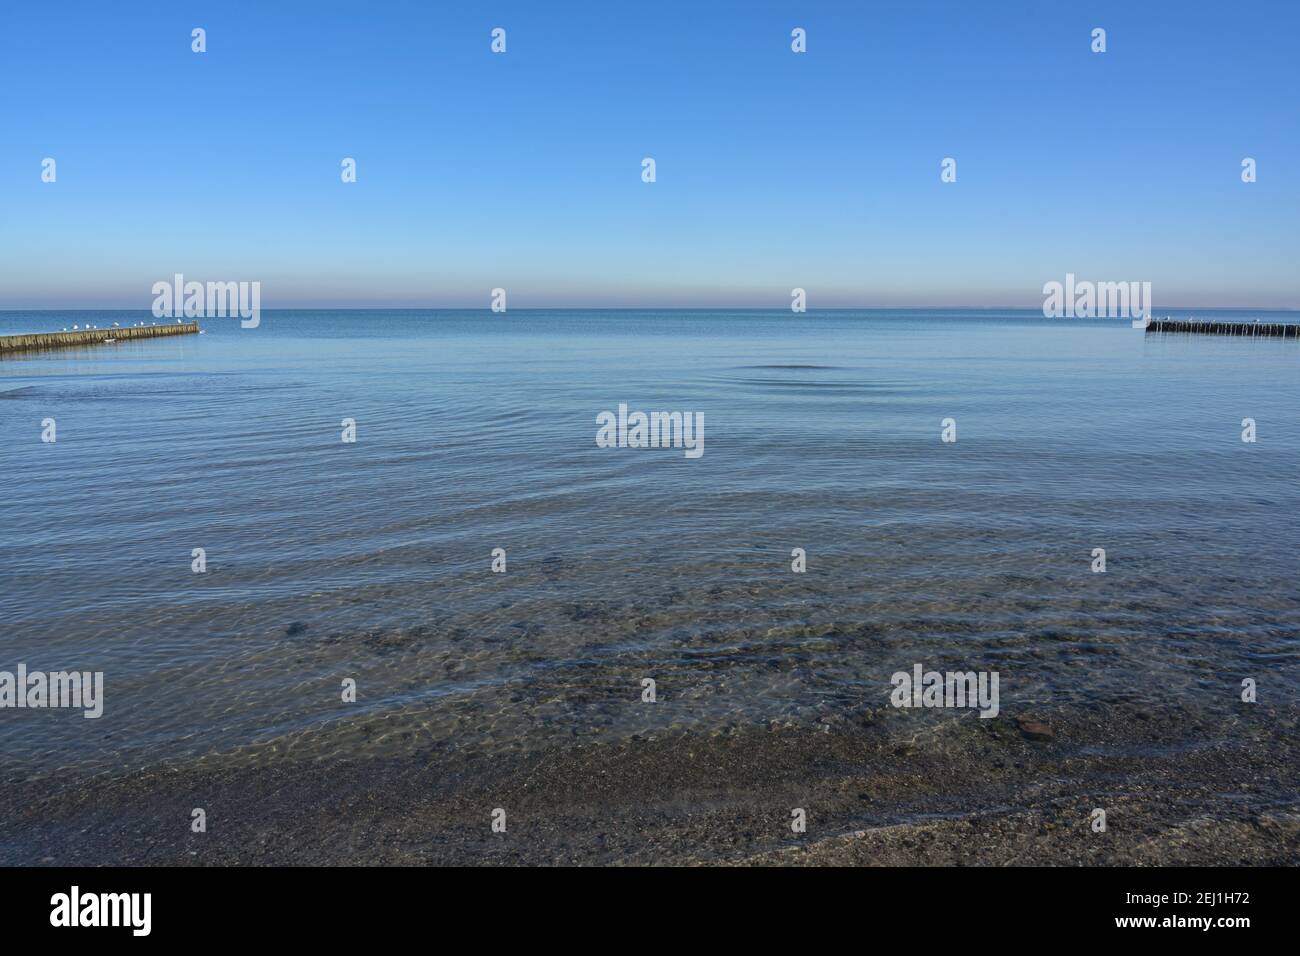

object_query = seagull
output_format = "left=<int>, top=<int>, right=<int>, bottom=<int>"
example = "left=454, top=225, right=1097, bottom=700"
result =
left=73, top=325, right=79, bottom=330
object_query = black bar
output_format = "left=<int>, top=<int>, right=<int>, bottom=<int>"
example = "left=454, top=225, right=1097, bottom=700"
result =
left=0, top=865, right=1277, bottom=941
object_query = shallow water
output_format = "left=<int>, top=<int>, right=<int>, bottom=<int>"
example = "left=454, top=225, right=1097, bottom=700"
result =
left=2, top=309, right=1298, bottom=775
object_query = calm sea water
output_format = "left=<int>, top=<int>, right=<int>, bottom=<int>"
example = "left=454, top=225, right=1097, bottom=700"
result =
left=2, top=309, right=1298, bottom=775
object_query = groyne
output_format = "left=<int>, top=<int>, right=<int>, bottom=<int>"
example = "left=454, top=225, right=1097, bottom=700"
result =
left=0, top=321, right=200, bottom=354
left=1145, top=318, right=1300, bottom=337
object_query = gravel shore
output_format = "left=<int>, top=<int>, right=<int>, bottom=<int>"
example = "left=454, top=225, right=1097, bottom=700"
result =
left=4, top=699, right=1296, bottom=866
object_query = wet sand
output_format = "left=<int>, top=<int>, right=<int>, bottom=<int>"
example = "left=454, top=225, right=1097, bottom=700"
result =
left=4, top=699, right=1296, bottom=866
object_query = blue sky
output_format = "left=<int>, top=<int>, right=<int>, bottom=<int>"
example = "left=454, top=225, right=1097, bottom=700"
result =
left=2, top=0, right=1296, bottom=309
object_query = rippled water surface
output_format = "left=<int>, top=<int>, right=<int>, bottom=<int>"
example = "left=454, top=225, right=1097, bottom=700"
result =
left=2, top=309, right=1298, bottom=773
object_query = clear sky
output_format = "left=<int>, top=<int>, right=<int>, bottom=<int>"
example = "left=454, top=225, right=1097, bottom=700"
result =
left=2, top=0, right=1296, bottom=309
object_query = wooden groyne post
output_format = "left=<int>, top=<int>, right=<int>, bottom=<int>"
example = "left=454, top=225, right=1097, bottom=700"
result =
left=1145, top=318, right=1300, bottom=338
left=0, top=321, right=200, bottom=354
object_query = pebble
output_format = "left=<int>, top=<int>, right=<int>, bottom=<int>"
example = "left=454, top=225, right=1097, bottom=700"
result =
left=1016, top=717, right=1054, bottom=741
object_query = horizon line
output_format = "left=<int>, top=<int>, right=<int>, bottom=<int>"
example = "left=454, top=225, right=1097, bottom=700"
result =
left=3, top=305, right=1297, bottom=314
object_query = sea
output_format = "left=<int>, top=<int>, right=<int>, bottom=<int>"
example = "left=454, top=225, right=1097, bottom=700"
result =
left=2, top=308, right=1298, bottom=777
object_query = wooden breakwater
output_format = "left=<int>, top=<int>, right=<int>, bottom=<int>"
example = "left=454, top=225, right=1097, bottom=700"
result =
left=0, top=321, right=200, bottom=354
left=1145, top=318, right=1300, bottom=338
